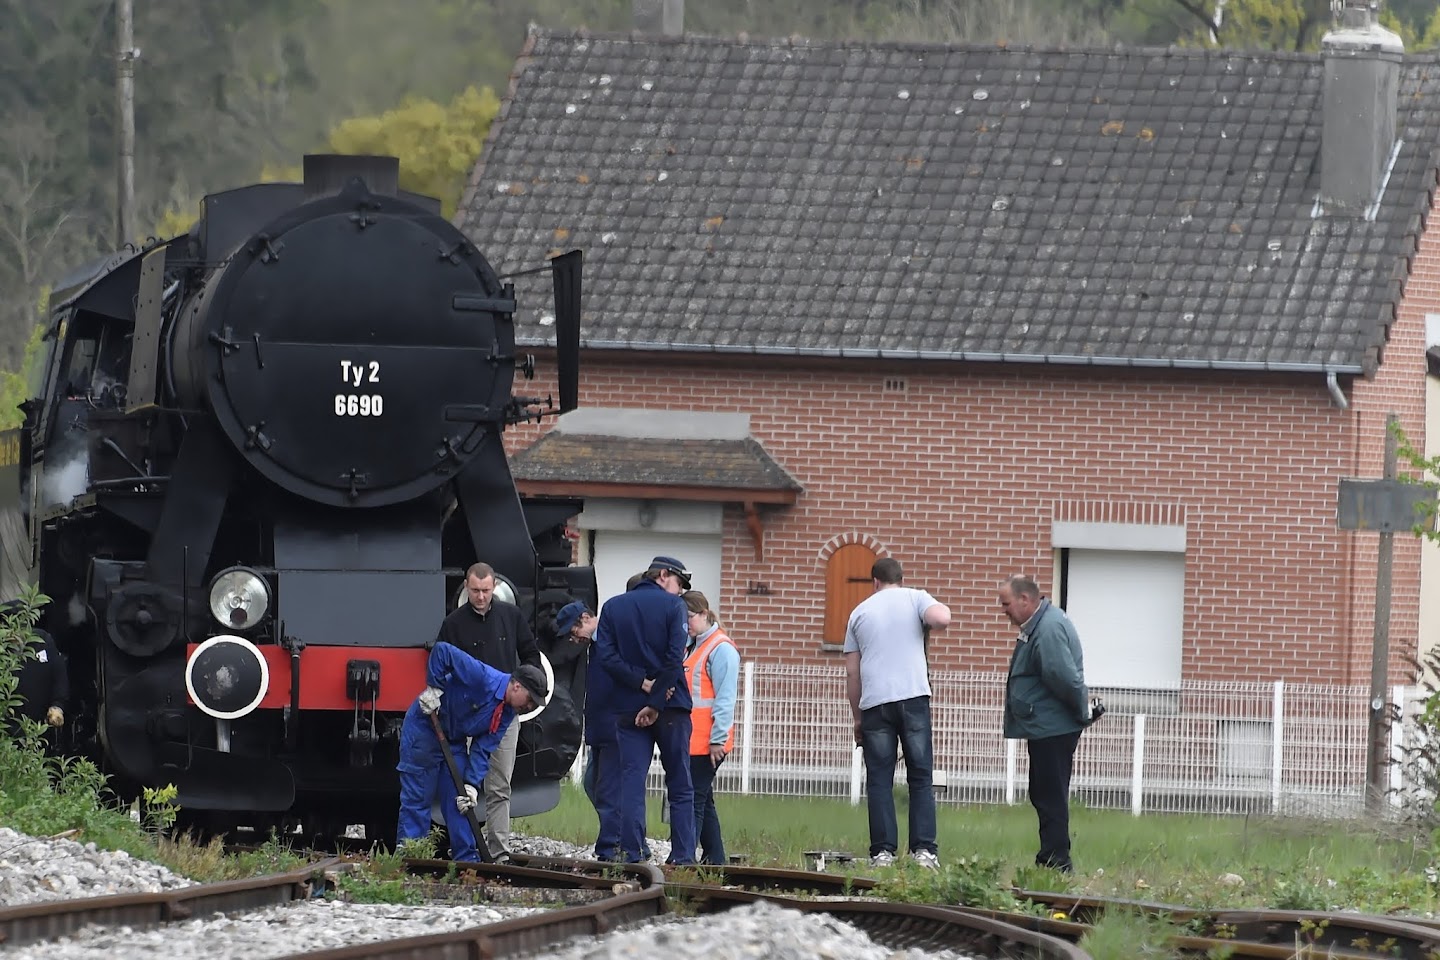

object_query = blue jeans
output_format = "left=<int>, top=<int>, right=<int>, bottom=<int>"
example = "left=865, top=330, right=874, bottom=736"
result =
left=690, top=753, right=726, bottom=864
left=860, top=695, right=937, bottom=857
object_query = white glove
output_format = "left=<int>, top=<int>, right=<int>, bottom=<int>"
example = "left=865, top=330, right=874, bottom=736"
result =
left=456, top=783, right=478, bottom=813
left=418, top=686, right=443, bottom=715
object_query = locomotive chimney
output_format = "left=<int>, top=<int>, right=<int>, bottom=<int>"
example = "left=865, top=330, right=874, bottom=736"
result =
left=633, top=0, right=683, bottom=35
left=1321, top=1, right=1403, bottom=215
left=302, top=154, right=400, bottom=201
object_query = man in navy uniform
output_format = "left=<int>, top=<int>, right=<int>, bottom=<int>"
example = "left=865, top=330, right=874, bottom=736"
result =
left=592, top=556, right=695, bottom=864
left=396, top=641, right=548, bottom=861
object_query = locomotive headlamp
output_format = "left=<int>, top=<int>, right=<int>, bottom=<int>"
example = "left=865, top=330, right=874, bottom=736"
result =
left=208, top=567, right=271, bottom=631
left=185, top=634, right=270, bottom=720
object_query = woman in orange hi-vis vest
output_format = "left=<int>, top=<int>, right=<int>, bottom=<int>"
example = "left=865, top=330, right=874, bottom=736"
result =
left=682, top=591, right=740, bottom=865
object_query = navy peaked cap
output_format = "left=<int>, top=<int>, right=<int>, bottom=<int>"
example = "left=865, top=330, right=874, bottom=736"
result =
left=649, top=556, right=692, bottom=585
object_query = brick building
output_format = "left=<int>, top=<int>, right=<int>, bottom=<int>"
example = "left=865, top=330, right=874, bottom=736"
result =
left=459, top=8, right=1440, bottom=692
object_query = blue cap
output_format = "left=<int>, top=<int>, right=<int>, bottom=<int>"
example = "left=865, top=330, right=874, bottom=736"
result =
left=649, top=556, right=692, bottom=588
left=554, top=601, right=590, bottom=636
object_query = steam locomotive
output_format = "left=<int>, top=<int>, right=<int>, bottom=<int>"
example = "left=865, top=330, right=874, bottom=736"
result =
left=0, top=155, right=595, bottom=843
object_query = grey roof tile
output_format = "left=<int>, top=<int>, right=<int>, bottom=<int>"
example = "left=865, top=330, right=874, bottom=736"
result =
left=510, top=434, right=803, bottom=493
left=460, top=32, right=1440, bottom=373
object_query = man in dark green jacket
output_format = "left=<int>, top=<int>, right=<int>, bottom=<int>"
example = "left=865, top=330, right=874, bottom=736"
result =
left=999, top=575, right=1091, bottom=873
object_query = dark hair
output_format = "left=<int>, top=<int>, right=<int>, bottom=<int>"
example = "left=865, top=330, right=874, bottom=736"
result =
left=627, top=572, right=646, bottom=591
left=871, top=557, right=903, bottom=585
left=466, top=561, right=494, bottom=582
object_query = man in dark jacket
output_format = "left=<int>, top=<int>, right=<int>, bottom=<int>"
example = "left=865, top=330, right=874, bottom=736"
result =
left=592, top=556, right=695, bottom=864
left=999, top=575, right=1091, bottom=873
left=432, top=561, right=541, bottom=861
left=2, top=600, right=67, bottom=739
left=558, top=599, right=620, bottom=859
left=396, top=641, right=548, bottom=861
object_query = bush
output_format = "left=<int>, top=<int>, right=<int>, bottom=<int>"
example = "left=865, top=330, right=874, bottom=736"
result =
left=0, top=588, right=133, bottom=839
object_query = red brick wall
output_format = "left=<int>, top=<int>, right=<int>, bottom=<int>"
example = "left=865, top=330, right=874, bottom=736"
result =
left=508, top=325, right=1429, bottom=687
left=1346, top=188, right=1440, bottom=686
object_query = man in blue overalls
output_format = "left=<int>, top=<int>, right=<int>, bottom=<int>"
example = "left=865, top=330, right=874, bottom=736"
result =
left=592, top=556, right=695, bottom=865
left=396, top=641, right=549, bottom=861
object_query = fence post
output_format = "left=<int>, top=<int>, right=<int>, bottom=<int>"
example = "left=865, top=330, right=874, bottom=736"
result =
left=849, top=745, right=863, bottom=805
left=740, top=660, right=755, bottom=795
left=1131, top=714, right=1146, bottom=816
left=1389, top=683, right=1407, bottom=808
left=1005, top=738, right=1018, bottom=805
left=1271, top=680, right=1284, bottom=814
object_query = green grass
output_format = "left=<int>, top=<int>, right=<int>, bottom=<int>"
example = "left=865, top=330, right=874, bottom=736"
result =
left=516, top=783, right=1440, bottom=916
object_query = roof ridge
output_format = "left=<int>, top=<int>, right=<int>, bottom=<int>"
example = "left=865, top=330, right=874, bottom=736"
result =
left=523, top=24, right=1440, bottom=64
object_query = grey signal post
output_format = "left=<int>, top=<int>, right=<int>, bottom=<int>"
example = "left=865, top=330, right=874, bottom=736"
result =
left=1336, top=412, right=1431, bottom=811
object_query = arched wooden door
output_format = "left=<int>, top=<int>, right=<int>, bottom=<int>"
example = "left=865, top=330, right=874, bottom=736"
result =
left=823, top=544, right=877, bottom=645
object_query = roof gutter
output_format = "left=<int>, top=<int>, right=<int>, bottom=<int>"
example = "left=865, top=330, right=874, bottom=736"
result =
left=521, top=337, right=1367, bottom=376
left=1327, top=370, right=1350, bottom=410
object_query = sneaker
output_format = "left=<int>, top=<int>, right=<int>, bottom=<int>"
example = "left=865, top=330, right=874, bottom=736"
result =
left=869, top=850, right=896, bottom=868
left=912, top=850, right=940, bottom=870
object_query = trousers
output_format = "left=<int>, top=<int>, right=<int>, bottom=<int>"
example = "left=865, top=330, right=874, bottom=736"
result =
left=616, top=709, right=695, bottom=864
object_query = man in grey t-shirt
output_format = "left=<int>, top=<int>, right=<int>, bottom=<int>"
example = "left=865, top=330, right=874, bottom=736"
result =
left=843, top=557, right=951, bottom=869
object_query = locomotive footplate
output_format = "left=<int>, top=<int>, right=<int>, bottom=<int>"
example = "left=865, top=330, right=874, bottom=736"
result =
left=159, top=744, right=296, bottom=811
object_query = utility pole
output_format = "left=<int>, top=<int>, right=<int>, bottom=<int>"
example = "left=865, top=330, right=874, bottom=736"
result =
left=1336, top=413, right=1424, bottom=812
left=115, top=0, right=137, bottom=248
left=1365, top=414, right=1398, bottom=811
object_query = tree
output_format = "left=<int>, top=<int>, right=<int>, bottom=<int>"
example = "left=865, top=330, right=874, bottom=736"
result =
left=877, top=0, right=1113, bottom=44
left=0, top=319, right=49, bottom=430
left=0, top=110, right=99, bottom=371
left=325, top=86, right=502, bottom=218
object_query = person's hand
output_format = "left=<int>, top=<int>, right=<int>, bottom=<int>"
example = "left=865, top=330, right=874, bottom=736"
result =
left=419, top=686, right=443, bottom=715
left=46, top=706, right=63, bottom=727
left=456, top=783, right=478, bottom=813
left=641, top=678, right=655, bottom=694
left=853, top=717, right=863, bottom=746
left=709, top=744, right=726, bottom=767
left=636, top=706, right=659, bottom=727
left=664, top=687, right=675, bottom=701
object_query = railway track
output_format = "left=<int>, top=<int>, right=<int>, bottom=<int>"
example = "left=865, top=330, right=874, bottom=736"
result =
left=7, top=851, right=1440, bottom=960
left=998, top=886, right=1440, bottom=960
left=0, top=857, right=340, bottom=949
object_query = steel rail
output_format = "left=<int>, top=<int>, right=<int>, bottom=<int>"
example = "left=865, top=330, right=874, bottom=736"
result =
left=0, top=857, right=340, bottom=949
left=1010, top=888, right=1440, bottom=960
left=270, top=861, right=667, bottom=960
left=669, top=885, right=1094, bottom=959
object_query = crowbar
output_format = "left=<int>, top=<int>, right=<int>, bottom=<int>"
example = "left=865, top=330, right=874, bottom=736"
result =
left=428, top=709, right=493, bottom=863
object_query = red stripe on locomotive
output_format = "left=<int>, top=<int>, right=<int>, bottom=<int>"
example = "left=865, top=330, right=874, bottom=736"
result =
left=184, top=643, right=429, bottom=712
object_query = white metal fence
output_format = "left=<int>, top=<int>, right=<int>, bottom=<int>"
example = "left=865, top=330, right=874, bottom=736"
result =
left=615, top=663, right=1425, bottom=819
